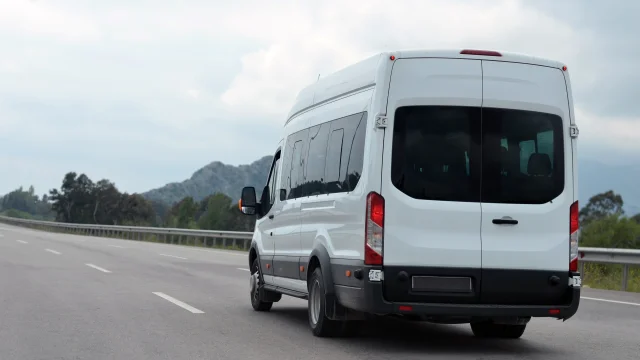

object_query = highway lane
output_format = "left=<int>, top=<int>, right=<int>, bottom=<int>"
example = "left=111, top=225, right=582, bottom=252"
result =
left=1, top=224, right=639, bottom=360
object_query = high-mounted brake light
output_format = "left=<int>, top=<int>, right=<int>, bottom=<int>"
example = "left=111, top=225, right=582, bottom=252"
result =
left=570, top=201, right=579, bottom=272
left=460, top=49, right=502, bottom=57
left=365, top=192, right=384, bottom=265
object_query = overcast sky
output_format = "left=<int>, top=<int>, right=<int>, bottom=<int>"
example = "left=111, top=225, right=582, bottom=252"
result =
left=0, top=0, right=638, bottom=196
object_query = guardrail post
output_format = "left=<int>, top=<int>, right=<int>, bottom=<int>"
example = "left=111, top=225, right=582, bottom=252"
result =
left=621, top=264, right=629, bottom=291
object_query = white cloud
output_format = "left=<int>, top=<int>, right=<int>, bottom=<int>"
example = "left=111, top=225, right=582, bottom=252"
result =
left=219, top=0, right=585, bottom=119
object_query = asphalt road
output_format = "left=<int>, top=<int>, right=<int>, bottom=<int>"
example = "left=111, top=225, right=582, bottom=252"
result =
left=1, top=224, right=639, bottom=360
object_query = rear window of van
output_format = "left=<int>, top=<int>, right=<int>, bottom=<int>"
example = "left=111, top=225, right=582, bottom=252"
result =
left=390, top=106, right=564, bottom=204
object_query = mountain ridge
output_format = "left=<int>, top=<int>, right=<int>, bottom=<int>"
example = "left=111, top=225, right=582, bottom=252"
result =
left=142, top=156, right=273, bottom=206
left=142, top=156, right=640, bottom=216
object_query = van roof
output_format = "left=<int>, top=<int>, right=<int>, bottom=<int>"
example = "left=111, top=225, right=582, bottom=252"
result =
left=286, top=49, right=566, bottom=124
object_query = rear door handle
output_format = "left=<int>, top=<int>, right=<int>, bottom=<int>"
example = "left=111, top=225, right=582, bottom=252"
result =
left=492, top=218, right=518, bottom=225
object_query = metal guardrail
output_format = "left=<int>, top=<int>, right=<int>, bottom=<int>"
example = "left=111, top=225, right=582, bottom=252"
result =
left=1, top=215, right=639, bottom=291
left=0, top=215, right=253, bottom=250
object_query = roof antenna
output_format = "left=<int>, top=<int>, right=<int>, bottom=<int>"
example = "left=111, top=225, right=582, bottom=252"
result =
left=317, top=74, right=320, bottom=81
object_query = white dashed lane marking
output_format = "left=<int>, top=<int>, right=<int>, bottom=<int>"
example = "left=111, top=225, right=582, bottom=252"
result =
left=159, top=254, right=187, bottom=260
left=152, top=292, right=204, bottom=314
left=85, top=263, right=111, bottom=273
left=582, top=296, right=640, bottom=307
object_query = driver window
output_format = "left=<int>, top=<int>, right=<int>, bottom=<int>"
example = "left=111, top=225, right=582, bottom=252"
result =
left=263, top=152, right=281, bottom=214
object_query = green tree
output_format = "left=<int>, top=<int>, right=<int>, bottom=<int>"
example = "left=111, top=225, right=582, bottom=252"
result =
left=164, top=197, right=198, bottom=229
left=49, top=172, right=156, bottom=226
left=580, top=214, right=640, bottom=249
left=632, top=213, right=640, bottom=224
left=579, top=190, right=625, bottom=226
left=197, top=193, right=233, bottom=230
left=1, top=186, right=54, bottom=220
left=118, top=193, right=155, bottom=226
left=92, top=180, right=121, bottom=224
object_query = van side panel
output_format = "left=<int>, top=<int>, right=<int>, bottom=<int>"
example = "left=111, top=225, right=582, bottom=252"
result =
left=298, top=89, right=374, bottom=266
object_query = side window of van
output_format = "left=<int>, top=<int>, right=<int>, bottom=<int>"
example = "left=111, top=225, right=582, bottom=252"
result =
left=261, top=153, right=281, bottom=215
left=268, top=156, right=281, bottom=206
left=344, top=113, right=367, bottom=191
left=325, top=112, right=367, bottom=194
left=288, top=141, right=303, bottom=199
left=303, top=123, right=330, bottom=196
left=281, top=128, right=309, bottom=200
left=325, top=128, right=344, bottom=193
left=282, top=111, right=367, bottom=199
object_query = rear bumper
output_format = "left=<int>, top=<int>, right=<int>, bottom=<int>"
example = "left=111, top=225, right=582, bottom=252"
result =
left=334, top=266, right=581, bottom=320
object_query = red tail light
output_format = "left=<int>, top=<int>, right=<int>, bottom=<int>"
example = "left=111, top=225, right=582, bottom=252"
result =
left=365, top=192, right=384, bottom=265
left=460, top=49, right=502, bottom=57
left=570, top=201, right=579, bottom=272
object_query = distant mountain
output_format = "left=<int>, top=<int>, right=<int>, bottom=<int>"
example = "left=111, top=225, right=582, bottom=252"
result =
left=143, top=156, right=640, bottom=217
left=142, top=156, right=273, bottom=206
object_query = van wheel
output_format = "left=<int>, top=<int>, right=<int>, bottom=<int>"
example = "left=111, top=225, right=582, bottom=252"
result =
left=308, top=267, right=351, bottom=337
left=250, top=258, right=273, bottom=312
left=470, top=322, right=526, bottom=339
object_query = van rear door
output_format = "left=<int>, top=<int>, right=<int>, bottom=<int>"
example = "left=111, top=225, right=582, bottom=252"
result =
left=381, top=58, right=483, bottom=303
left=479, top=61, right=574, bottom=305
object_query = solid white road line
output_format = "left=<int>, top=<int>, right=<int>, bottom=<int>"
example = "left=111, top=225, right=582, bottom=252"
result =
left=159, top=254, right=188, bottom=260
left=16, top=240, right=28, bottom=244
left=237, top=268, right=250, bottom=272
left=582, top=296, right=640, bottom=307
left=45, top=249, right=61, bottom=255
left=108, top=245, right=125, bottom=248
left=85, top=263, right=111, bottom=273
left=152, top=292, right=205, bottom=314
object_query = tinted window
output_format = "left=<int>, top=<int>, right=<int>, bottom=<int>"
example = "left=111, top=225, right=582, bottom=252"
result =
left=302, top=123, right=330, bottom=196
left=288, top=140, right=303, bottom=199
left=325, top=128, right=344, bottom=194
left=280, top=129, right=308, bottom=200
left=391, top=106, right=481, bottom=202
left=269, top=156, right=281, bottom=206
left=281, top=111, right=367, bottom=199
left=482, top=108, right=564, bottom=204
left=336, top=112, right=367, bottom=191
left=258, top=151, right=281, bottom=215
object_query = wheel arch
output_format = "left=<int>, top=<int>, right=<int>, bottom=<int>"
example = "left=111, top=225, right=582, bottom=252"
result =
left=249, top=242, right=258, bottom=269
left=308, top=244, right=335, bottom=296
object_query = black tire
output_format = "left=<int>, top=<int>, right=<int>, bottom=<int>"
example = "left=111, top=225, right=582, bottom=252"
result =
left=308, top=267, right=352, bottom=337
left=250, top=258, right=273, bottom=312
left=470, top=322, right=526, bottom=339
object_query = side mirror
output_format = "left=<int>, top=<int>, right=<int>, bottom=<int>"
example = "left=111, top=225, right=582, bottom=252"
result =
left=239, top=186, right=257, bottom=215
